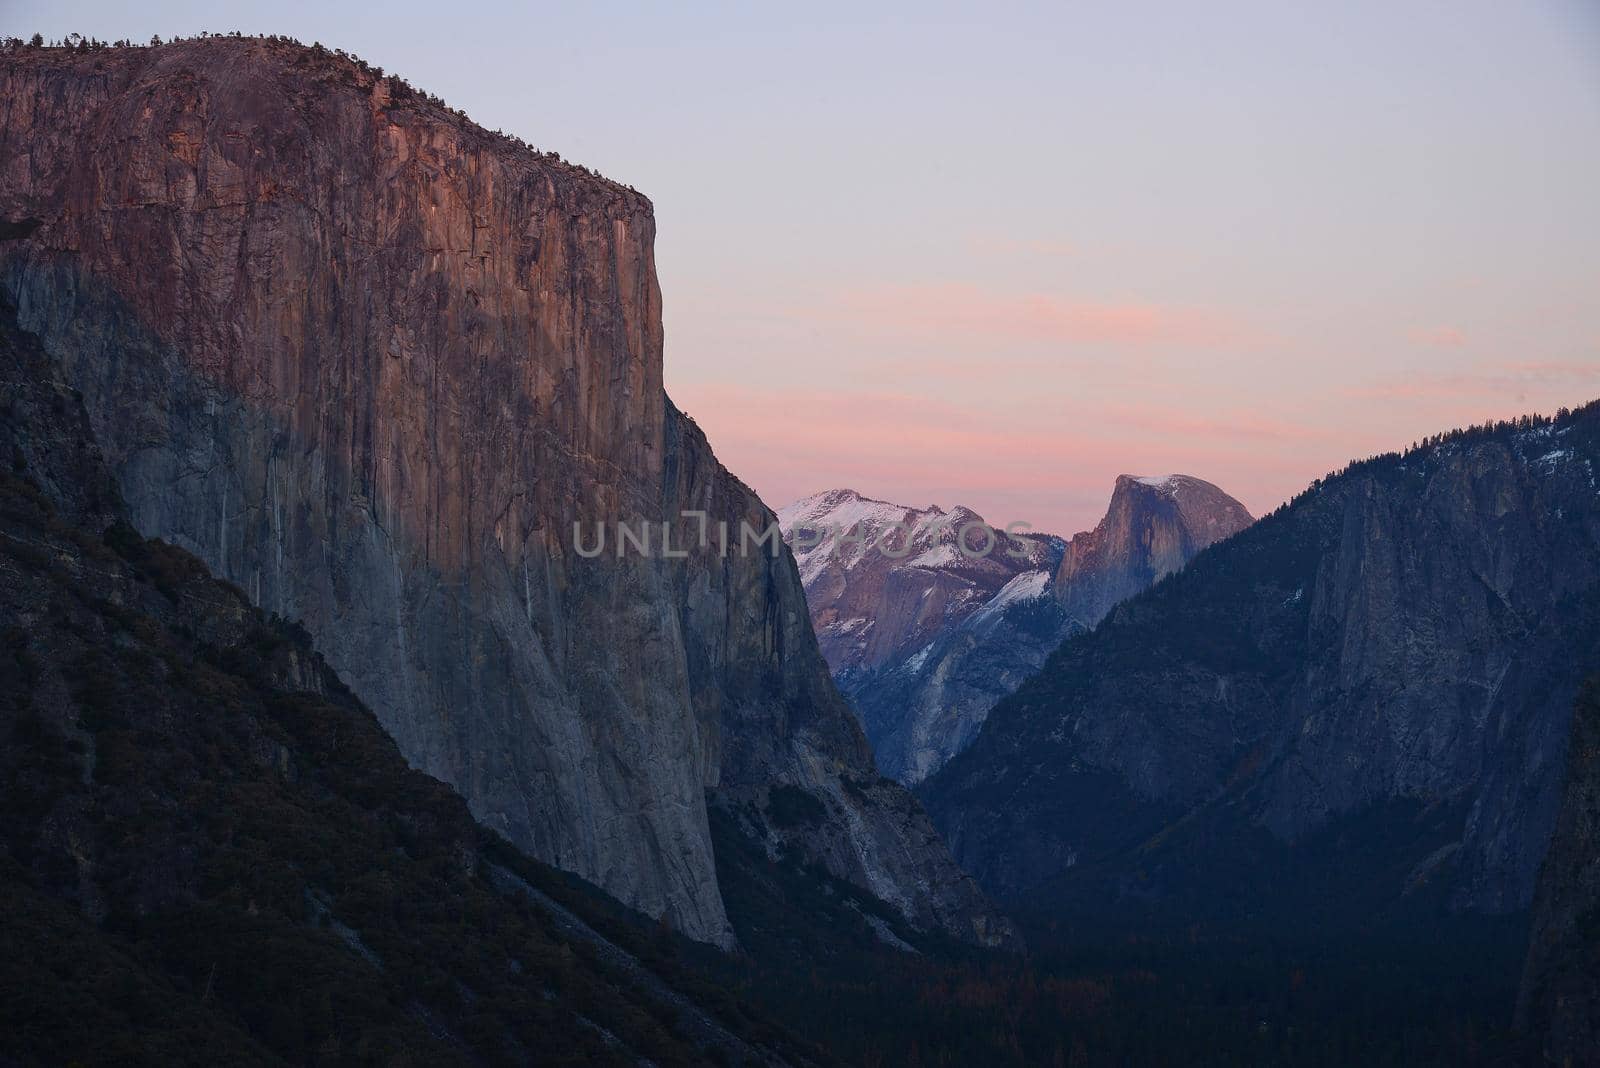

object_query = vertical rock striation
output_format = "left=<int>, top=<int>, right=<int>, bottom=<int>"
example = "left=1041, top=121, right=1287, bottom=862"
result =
left=0, top=295, right=806, bottom=1064
left=0, top=38, right=1008, bottom=948
left=1054, top=474, right=1254, bottom=631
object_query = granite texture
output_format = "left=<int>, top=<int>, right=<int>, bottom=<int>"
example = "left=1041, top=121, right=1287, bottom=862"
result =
left=0, top=38, right=1010, bottom=949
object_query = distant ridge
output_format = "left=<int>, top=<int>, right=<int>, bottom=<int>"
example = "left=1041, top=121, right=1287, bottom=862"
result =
left=923, top=400, right=1600, bottom=929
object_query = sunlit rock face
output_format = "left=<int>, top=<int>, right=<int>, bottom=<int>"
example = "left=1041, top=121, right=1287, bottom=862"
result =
left=0, top=37, right=1011, bottom=949
left=1054, top=474, right=1255, bottom=630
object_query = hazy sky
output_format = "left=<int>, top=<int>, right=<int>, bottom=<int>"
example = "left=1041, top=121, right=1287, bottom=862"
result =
left=9, top=1, right=1599, bottom=533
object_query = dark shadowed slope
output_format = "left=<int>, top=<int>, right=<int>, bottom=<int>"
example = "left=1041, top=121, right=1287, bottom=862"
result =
left=922, top=403, right=1600, bottom=927
left=1518, top=678, right=1600, bottom=1064
left=0, top=293, right=813, bottom=1066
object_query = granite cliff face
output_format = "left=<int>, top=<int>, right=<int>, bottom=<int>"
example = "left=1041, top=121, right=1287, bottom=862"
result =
left=0, top=295, right=807, bottom=1064
left=922, top=409, right=1600, bottom=923
left=1517, top=679, right=1600, bottom=1063
left=1055, top=474, right=1254, bottom=630
left=0, top=38, right=1007, bottom=949
left=780, top=479, right=1249, bottom=784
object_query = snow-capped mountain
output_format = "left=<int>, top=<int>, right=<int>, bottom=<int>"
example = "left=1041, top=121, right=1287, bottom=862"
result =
left=777, top=489, right=1059, bottom=681
left=781, top=477, right=1253, bottom=784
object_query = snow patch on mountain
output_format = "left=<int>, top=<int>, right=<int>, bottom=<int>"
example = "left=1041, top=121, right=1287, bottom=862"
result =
left=966, top=570, right=1052, bottom=632
left=908, top=544, right=964, bottom=569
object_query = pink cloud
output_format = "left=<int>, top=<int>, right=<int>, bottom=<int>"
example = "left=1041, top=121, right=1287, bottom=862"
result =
left=821, top=283, right=1254, bottom=349
left=1108, top=404, right=1337, bottom=444
left=1345, top=360, right=1600, bottom=402
left=675, top=384, right=1101, bottom=469
left=1406, top=325, right=1467, bottom=348
left=673, top=347, right=1600, bottom=536
left=671, top=382, right=1320, bottom=533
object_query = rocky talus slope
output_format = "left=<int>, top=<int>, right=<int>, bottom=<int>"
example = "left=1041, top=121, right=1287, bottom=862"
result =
left=0, top=38, right=1007, bottom=949
left=922, top=408, right=1600, bottom=923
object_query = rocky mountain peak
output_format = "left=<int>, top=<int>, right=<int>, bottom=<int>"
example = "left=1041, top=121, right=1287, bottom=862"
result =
left=1057, top=473, right=1254, bottom=628
left=1118, top=473, right=1255, bottom=542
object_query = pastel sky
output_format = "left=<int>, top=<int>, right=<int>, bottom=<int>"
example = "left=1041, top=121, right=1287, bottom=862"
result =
left=10, top=1, right=1600, bottom=534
